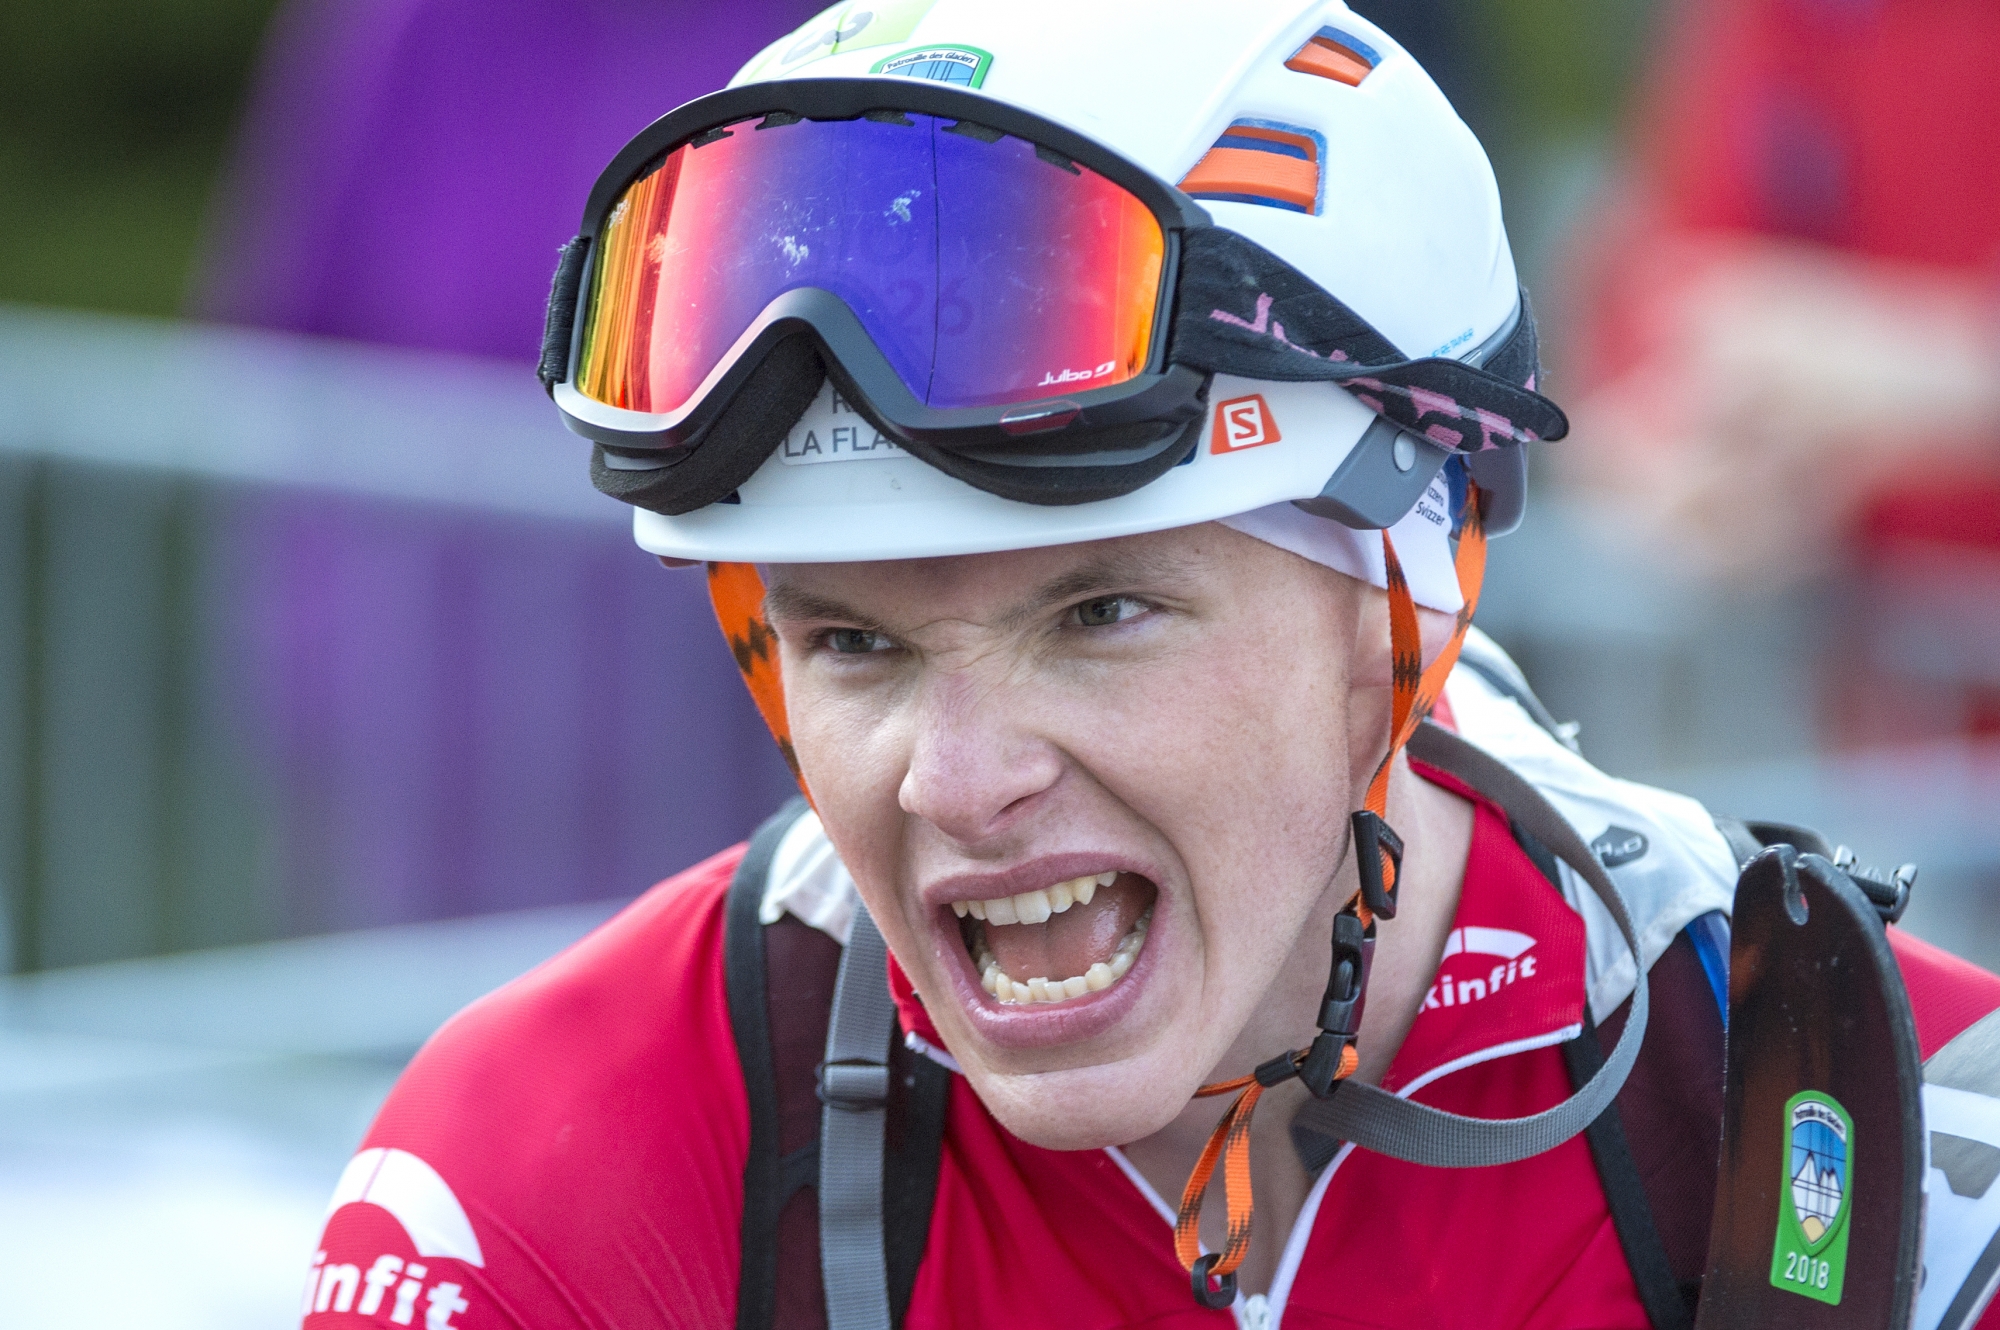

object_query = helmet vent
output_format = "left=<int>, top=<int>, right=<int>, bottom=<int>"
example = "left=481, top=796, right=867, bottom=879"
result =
left=1178, top=121, right=1324, bottom=215
left=1285, top=26, right=1379, bottom=86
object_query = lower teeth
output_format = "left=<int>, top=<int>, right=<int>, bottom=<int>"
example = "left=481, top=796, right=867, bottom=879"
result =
left=977, top=908, right=1151, bottom=1006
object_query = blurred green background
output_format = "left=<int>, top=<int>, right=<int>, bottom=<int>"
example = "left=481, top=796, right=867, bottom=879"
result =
left=0, top=0, right=284, bottom=316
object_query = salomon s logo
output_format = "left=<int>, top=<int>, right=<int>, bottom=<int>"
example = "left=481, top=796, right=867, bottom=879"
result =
left=1212, top=395, right=1281, bottom=453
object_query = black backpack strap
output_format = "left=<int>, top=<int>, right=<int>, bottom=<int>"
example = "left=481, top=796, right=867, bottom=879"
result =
left=727, top=797, right=819, bottom=1330
left=1511, top=819, right=1712, bottom=1330
left=882, top=1025, right=950, bottom=1323
left=725, top=798, right=949, bottom=1330
left=1712, top=815, right=1835, bottom=870
left=1563, top=1010, right=1693, bottom=1330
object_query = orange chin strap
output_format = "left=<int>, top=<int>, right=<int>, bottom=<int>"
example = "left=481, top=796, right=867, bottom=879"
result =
left=1174, top=480, right=1487, bottom=1307
left=701, top=486, right=1490, bottom=1310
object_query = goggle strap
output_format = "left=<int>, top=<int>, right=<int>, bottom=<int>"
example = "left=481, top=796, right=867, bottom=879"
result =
left=538, top=235, right=590, bottom=392
left=1171, top=228, right=1568, bottom=449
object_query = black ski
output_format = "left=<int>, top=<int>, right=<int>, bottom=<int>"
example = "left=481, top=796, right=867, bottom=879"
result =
left=1694, top=846, right=1924, bottom=1329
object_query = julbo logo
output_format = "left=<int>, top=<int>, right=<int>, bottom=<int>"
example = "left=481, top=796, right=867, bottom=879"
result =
left=1037, top=360, right=1117, bottom=388
left=1212, top=394, right=1281, bottom=452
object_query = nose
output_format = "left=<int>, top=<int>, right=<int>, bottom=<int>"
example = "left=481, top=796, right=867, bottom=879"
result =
left=898, top=671, right=1063, bottom=847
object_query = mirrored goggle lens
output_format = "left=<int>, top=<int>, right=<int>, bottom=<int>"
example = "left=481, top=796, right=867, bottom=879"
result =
left=574, top=112, right=1166, bottom=416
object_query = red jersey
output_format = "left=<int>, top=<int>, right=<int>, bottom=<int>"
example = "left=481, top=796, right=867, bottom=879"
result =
left=1591, top=0, right=2000, bottom=562
left=300, top=771, right=2000, bottom=1329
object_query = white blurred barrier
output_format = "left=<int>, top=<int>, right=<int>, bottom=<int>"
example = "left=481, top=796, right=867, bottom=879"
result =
left=0, top=303, right=613, bottom=522
left=0, top=897, right=624, bottom=1057
left=0, top=901, right=617, bottom=1330
left=0, top=304, right=790, bottom=975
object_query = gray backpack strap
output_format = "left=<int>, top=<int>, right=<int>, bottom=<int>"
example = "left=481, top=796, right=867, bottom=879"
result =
left=1455, top=631, right=1582, bottom=754
left=1711, top=816, right=1768, bottom=873
left=818, top=905, right=899, bottom=1330
left=1713, top=815, right=1835, bottom=871
left=1294, top=723, right=1649, bottom=1168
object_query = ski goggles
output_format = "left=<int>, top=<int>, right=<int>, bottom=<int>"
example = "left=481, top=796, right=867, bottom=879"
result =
left=539, top=78, right=1568, bottom=514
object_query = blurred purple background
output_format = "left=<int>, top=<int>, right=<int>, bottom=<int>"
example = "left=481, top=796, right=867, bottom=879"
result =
left=202, top=0, right=819, bottom=360
left=191, top=0, right=828, bottom=938
left=225, top=492, right=790, bottom=935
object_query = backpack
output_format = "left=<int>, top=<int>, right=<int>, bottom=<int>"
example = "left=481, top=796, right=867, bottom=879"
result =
left=722, top=801, right=952, bottom=1330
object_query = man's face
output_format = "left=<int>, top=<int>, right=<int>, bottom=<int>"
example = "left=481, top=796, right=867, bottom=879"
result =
left=766, top=523, right=1367, bottom=1150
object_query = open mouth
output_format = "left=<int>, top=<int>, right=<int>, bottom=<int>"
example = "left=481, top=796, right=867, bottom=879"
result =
left=948, top=871, right=1158, bottom=1006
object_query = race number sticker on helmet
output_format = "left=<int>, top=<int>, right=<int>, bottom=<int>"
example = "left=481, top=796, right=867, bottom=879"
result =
left=1772, top=1092, right=1853, bottom=1305
left=872, top=44, right=992, bottom=87
left=1212, top=394, right=1281, bottom=453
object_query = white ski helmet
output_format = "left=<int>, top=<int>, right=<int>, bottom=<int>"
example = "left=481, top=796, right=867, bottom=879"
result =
left=546, top=0, right=1550, bottom=612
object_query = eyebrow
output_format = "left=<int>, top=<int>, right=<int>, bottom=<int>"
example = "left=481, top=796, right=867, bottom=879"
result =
left=761, top=546, right=1205, bottom=632
left=761, top=583, right=871, bottom=625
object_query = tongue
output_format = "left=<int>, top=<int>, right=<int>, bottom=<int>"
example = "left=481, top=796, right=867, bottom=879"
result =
left=979, top=874, right=1155, bottom=981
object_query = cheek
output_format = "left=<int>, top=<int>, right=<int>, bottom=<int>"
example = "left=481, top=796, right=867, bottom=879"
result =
left=1064, top=639, right=1354, bottom=939
left=783, top=667, right=908, bottom=849
left=1350, top=599, right=1459, bottom=689
left=1073, top=633, right=1350, bottom=831
left=1098, top=624, right=1354, bottom=947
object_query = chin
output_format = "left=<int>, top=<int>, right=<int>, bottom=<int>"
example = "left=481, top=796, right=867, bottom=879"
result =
left=957, top=1051, right=1200, bottom=1152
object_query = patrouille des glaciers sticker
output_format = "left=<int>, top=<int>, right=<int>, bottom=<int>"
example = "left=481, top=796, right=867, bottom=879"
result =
left=871, top=45, right=993, bottom=87
left=1771, top=1090, right=1853, bottom=1305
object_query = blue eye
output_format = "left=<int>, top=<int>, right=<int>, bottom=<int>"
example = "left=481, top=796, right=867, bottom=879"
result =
left=828, top=628, right=894, bottom=654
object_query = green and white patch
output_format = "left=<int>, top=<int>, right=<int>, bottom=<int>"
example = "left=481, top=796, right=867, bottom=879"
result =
left=1772, top=1090, right=1854, bottom=1305
left=871, top=44, right=992, bottom=87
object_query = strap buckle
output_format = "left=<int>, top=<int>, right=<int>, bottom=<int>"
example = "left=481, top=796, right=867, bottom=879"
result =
left=1296, top=1032, right=1349, bottom=1099
left=1350, top=809, right=1404, bottom=919
left=1315, top=910, right=1370, bottom=1037
left=1831, top=846, right=1918, bottom=925
left=1298, top=911, right=1373, bottom=1098
left=817, top=1059, right=891, bottom=1112
left=1190, top=1254, right=1238, bottom=1309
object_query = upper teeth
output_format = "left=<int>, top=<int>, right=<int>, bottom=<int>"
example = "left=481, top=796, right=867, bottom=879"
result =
left=949, top=872, right=1117, bottom=925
